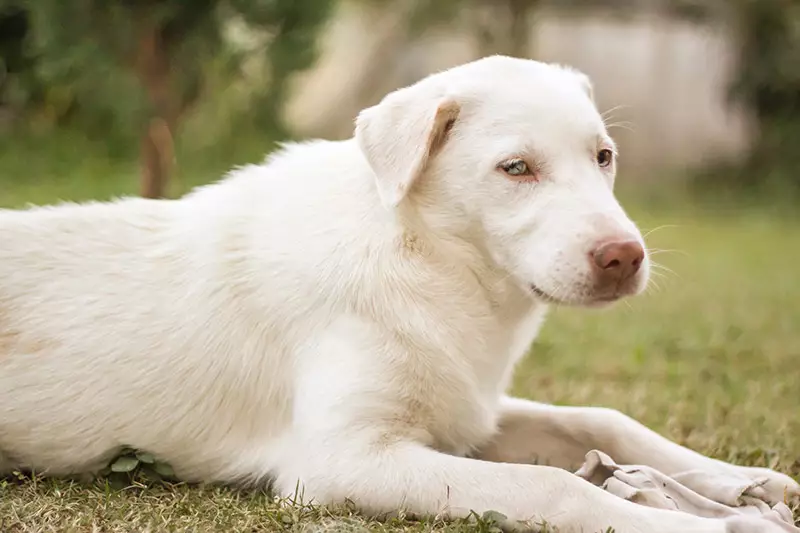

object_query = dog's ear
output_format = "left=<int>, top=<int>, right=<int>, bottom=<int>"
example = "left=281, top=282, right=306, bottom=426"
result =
left=355, top=86, right=461, bottom=209
left=574, top=72, right=595, bottom=102
left=564, top=67, right=595, bottom=102
left=555, top=64, right=595, bottom=103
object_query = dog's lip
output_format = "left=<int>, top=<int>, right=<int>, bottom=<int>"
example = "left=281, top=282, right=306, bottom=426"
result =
left=528, top=284, right=563, bottom=304
left=528, top=283, right=623, bottom=306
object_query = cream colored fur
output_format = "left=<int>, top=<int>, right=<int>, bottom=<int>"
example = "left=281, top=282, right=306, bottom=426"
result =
left=0, top=56, right=796, bottom=532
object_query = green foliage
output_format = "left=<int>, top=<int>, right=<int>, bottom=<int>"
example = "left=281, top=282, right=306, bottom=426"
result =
left=467, top=510, right=507, bottom=533
left=404, top=0, right=470, bottom=34
left=0, top=4, right=30, bottom=93
left=729, top=0, right=800, bottom=120
left=97, top=447, right=178, bottom=490
left=723, top=0, right=800, bottom=190
left=238, top=0, right=336, bottom=133
left=0, top=0, right=335, bottom=143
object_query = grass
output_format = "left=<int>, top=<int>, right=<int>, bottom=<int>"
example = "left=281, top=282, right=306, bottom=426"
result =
left=1, top=139, right=799, bottom=532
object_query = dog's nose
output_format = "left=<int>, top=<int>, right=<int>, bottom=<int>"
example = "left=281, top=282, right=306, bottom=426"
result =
left=591, top=239, right=645, bottom=282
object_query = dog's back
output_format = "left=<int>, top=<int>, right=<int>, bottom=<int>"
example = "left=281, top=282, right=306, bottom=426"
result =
left=0, top=139, right=402, bottom=479
left=0, top=198, right=209, bottom=472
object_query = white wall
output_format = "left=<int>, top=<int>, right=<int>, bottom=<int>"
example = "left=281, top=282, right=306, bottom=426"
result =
left=284, top=2, right=751, bottom=177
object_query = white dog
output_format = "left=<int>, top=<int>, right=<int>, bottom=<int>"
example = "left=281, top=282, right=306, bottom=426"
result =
left=0, top=56, right=796, bottom=532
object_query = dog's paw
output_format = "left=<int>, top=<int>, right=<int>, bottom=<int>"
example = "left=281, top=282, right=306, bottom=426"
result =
left=723, top=515, right=800, bottom=533
left=735, top=465, right=800, bottom=505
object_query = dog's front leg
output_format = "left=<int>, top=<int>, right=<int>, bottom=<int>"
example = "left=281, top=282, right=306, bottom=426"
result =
left=475, top=396, right=799, bottom=503
left=275, top=427, right=737, bottom=533
left=271, top=324, right=735, bottom=533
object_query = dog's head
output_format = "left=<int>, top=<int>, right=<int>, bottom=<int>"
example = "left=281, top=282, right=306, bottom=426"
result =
left=355, top=56, right=648, bottom=307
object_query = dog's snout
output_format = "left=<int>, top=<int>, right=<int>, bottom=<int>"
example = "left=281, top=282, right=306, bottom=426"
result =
left=591, top=239, right=644, bottom=282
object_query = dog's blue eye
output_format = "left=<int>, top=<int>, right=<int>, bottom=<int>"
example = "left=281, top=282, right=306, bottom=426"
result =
left=502, top=159, right=529, bottom=176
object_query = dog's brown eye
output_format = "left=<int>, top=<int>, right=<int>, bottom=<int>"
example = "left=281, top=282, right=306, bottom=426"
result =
left=499, top=158, right=532, bottom=178
left=597, top=149, right=614, bottom=168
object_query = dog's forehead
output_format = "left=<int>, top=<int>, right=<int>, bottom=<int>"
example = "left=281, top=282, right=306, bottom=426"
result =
left=436, top=57, right=603, bottom=131
left=436, top=55, right=559, bottom=79
left=436, top=56, right=586, bottom=97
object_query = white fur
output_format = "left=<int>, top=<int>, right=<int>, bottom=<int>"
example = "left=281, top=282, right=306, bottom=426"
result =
left=0, top=56, right=796, bottom=532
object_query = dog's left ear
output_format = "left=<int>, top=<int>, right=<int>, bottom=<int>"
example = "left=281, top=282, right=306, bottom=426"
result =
left=355, top=86, right=461, bottom=209
left=575, top=72, right=595, bottom=102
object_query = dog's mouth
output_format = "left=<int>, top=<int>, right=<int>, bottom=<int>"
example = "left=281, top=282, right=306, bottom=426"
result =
left=528, top=284, right=563, bottom=304
left=528, top=283, right=622, bottom=307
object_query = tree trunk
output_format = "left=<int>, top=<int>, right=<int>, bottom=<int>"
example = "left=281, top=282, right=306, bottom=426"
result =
left=508, top=0, right=534, bottom=58
left=474, top=0, right=536, bottom=58
left=134, top=12, right=176, bottom=199
left=139, top=117, right=174, bottom=199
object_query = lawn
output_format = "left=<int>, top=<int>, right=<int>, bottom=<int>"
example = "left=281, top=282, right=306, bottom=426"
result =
left=1, top=142, right=799, bottom=532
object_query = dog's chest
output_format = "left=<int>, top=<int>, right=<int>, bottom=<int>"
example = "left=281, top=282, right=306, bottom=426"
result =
left=422, top=386, right=500, bottom=457
left=408, top=302, right=548, bottom=457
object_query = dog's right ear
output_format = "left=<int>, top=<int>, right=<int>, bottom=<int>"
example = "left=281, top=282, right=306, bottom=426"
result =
left=355, top=86, right=460, bottom=209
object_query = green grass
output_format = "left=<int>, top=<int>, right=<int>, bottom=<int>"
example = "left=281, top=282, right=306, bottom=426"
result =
left=1, top=141, right=799, bottom=532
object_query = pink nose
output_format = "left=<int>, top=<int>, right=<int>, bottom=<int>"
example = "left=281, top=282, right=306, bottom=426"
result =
left=591, top=239, right=645, bottom=283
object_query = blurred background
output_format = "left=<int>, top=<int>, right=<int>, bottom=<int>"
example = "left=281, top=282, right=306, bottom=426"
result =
left=1, top=0, right=800, bottom=509
left=0, top=0, right=798, bottom=204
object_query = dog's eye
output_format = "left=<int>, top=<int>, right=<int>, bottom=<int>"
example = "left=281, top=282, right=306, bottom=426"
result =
left=499, top=159, right=531, bottom=177
left=597, top=149, right=614, bottom=168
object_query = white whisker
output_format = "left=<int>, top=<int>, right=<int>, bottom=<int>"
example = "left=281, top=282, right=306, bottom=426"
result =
left=642, top=224, right=683, bottom=239
left=647, top=248, right=689, bottom=258
left=601, top=104, right=630, bottom=119
left=606, top=122, right=636, bottom=134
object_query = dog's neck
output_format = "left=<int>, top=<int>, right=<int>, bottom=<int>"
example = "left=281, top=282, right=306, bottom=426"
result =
left=395, top=191, right=541, bottom=319
left=387, top=196, right=548, bottom=397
